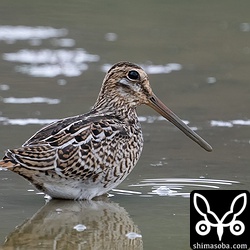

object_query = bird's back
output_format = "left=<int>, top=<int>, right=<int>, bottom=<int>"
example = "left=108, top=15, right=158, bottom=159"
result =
left=0, top=111, right=143, bottom=199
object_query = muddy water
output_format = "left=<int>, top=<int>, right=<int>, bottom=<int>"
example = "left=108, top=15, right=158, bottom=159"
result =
left=0, top=1, right=249, bottom=249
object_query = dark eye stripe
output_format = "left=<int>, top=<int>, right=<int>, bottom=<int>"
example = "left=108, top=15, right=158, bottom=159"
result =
left=128, top=70, right=140, bottom=80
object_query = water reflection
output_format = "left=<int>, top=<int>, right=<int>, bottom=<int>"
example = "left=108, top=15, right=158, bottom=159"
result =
left=2, top=97, right=60, bottom=105
left=0, top=25, right=183, bottom=78
left=2, top=116, right=250, bottom=129
left=101, top=63, right=182, bottom=74
left=0, top=115, right=191, bottom=127
left=1, top=198, right=142, bottom=250
left=239, top=22, right=250, bottom=32
left=4, top=49, right=100, bottom=77
left=0, top=25, right=100, bottom=77
left=0, top=26, right=67, bottom=43
left=0, top=117, right=56, bottom=126
left=210, top=120, right=250, bottom=127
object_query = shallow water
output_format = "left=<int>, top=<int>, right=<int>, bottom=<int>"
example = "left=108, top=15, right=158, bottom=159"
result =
left=0, top=1, right=250, bottom=249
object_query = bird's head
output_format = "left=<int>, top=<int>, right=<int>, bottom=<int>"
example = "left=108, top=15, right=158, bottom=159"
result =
left=99, top=61, right=152, bottom=107
left=95, top=61, right=212, bottom=152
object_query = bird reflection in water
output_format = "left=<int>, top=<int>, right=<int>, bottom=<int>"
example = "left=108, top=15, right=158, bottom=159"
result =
left=1, top=197, right=142, bottom=250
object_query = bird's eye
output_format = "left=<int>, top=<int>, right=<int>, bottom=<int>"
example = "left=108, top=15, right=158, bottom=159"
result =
left=127, top=70, right=140, bottom=80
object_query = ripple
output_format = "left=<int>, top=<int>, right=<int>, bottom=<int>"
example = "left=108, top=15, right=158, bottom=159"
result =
left=112, top=189, right=142, bottom=195
left=111, top=178, right=239, bottom=198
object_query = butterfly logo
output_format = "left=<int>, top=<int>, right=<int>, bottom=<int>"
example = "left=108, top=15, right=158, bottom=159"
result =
left=193, top=192, right=247, bottom=241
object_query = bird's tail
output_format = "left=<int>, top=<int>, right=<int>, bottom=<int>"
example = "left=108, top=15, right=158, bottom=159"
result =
left=0, top=158, right=15, bottom=170
left=0, top=149, right=19, bottom=170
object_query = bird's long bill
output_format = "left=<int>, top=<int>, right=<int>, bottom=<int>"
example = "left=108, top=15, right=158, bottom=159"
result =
left=148, top=94, right=212, bottom=152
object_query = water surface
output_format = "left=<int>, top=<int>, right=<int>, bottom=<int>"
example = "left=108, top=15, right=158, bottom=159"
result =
left=0, top=1, right=250, bottom=249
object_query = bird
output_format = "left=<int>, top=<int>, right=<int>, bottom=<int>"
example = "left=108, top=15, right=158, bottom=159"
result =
left=0, top=61, right=212, bottom=200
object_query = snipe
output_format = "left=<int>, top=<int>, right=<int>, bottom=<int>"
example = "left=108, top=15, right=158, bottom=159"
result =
left=0, top=62, right=212, bottom=200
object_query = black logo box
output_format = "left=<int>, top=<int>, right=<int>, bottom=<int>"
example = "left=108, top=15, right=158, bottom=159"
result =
left=190, top=190, right=249, bottom=250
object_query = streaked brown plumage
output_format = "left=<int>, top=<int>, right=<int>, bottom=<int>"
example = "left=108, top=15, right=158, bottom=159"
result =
left=0, top=61, right=212, bottom=200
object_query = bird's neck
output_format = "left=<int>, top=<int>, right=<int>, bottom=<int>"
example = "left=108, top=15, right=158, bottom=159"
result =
left=92, top=95, right=138, bottom=122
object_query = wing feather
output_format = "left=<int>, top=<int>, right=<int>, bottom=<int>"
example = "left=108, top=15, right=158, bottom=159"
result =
left=3, top=114, right=129, bottom=176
